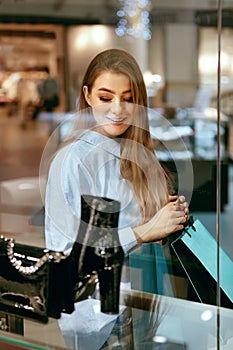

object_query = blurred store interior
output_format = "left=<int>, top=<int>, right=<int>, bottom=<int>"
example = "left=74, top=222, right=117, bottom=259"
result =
left=0, top=1, right=232, bottom=254
left=0, top=0, right=233, bottom=343
left=0, top=2, right=232, bottom=226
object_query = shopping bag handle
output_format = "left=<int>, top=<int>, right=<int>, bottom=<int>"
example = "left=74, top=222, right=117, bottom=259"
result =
left=183, top=215, right=196, bottom=237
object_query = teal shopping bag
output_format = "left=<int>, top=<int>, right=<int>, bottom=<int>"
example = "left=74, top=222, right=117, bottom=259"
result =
left=171, top=219, right=233, bottom=309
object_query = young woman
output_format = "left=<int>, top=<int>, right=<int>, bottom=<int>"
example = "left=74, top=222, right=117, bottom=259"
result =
left=45, top=48, right=188, bottom=253
left=44, top=48, right=189, bottom=349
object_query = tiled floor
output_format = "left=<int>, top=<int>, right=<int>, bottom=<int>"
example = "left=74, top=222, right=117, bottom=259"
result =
left=0, top=116, right=50, bottom=246
left=0, top=116, right=49, bottom=181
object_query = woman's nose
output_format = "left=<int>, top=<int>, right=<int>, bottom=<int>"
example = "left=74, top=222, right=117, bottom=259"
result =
left=111, top=101, right=122, bottom=115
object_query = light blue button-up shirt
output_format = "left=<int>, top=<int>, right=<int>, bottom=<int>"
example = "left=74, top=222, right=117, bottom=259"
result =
left=45, top=130, right=173, bottom=345
left=45, top=130, right=141, bottom=254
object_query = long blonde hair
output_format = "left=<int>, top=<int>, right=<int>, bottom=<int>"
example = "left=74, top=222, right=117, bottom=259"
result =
left=74, top=49, right=170, bottom=222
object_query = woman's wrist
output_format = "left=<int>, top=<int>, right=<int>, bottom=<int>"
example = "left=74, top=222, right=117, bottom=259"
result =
left=133, top=221, right=161, bottom=244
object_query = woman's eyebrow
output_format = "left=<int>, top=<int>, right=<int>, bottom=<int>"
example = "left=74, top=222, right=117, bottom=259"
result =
left=98, top=87, right=131, bottom=94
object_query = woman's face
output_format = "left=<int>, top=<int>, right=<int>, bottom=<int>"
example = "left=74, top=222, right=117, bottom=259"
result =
left=83, top=71, right=135, bottom=137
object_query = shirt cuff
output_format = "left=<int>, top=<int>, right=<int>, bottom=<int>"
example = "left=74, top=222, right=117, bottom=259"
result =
left=118, top=227, right=137, bottom=254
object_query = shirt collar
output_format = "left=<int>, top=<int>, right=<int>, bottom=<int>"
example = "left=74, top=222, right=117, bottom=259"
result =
left=78, top=130, right=121, bottom=158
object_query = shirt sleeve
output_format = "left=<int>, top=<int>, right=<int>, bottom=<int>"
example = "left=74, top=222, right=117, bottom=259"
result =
left=118, top=227, right=137, bottom=254
left=45, top=145, right=81, bottom=252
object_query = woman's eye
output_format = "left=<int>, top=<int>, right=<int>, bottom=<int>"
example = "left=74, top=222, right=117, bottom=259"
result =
left=124, top=97, right=133, bottom=103
left=100, top=96, right=111, bottom=102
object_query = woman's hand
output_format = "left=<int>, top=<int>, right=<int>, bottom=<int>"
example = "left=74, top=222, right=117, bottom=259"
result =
left=134, top=195, right=189, bottom=244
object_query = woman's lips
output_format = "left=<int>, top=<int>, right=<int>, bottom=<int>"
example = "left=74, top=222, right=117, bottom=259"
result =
left=106, top=116, right=125, bottom=124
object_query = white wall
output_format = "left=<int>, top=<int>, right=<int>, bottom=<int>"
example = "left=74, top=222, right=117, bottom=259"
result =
left=164, top=23, right=198, bottom=108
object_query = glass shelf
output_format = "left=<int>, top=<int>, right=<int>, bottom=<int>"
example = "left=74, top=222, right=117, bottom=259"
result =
left=0, top=288, right=232, bottom=350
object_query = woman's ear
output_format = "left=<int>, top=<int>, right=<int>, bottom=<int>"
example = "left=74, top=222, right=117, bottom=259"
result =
left=83, top=85, right=91, bottom=106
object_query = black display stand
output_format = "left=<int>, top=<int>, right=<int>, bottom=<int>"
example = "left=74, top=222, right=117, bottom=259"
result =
left=161, top=158, right=229, bottom=212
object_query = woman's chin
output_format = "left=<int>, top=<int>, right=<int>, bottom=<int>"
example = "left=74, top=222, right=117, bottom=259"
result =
left=99, top=124, right=130, bottom=138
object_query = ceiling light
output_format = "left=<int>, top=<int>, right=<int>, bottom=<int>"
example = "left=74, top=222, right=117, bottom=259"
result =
left=115, top=0, right=152, bottom=41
